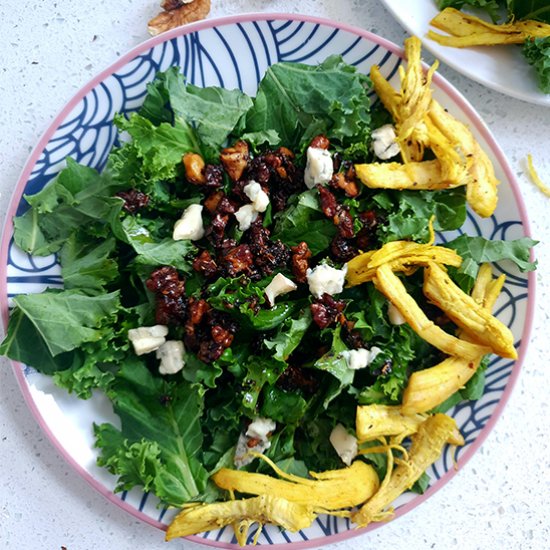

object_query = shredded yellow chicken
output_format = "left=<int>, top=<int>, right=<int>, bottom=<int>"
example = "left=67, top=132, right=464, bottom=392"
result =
left=357, top=36, right=499, bottom=218
left=352, top=414, right=464, bottom=526
left=428, top=7, right=550, bottom=47
left=527, top=154, right=550, bottom=197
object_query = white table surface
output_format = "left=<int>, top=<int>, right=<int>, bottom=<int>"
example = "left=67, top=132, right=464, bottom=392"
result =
left=1, top=1, right=548, bottom=549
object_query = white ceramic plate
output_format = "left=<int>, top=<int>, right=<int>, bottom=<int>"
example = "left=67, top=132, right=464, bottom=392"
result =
left=380, top=0, right=550, bottom=106
left=0, top=12, right=535, bottom=549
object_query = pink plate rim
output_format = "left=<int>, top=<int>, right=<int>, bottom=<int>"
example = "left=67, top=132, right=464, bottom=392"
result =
left=0, top=11, right=536, bottom=550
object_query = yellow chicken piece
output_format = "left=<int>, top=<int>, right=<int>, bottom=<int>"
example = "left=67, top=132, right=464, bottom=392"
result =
left=346, top=240, right=462, bottom=287
left=373, top=263, right=491, bottom=360
left=166, top=495, right=317, bottom=545
left=402, top=263, right=506, bottom=414
left=356, top=404, right=425, bottom=442
left=423, top=262, right=516, bottom=359
left=428, top=7, right=550, bottom=47
left=212, top=459, right=379, bottom=511
left=352, top=414, right=464, bottom=527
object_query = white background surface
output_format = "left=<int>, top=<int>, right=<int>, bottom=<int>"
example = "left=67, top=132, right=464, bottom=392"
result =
left=0, top=1, right=548, bottom=549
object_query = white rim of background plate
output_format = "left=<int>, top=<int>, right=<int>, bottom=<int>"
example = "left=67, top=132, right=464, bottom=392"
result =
left=0, top=12, right=536, bottom=550
left=380, top=0, right=550, bottom=106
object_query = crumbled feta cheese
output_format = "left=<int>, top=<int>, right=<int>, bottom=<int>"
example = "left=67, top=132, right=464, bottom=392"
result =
left=329, top=424, right=358, bottom=466
left=264, top=273, right=297, bottom=306
left=234, top=204, right=259, bottom=231
left=173, top=203, right=205, bottom=241
left=371, top=124, right=400, bottom=160
left=128, top=325, right=168, bottom=355
left=246, top=417, right=276, bottom=440
left=304, top=146, right=333, bottom=188
left=388, top=302, right=407, bottom=325
left=234, top=417, right=276, bottom=468
left=243, top=180, right=269, bottom=213
left=306, top=263, right=348, bottom=298
left=342, top=346, right=384, bottom=370
left=156, top=340, right=185, bottom=375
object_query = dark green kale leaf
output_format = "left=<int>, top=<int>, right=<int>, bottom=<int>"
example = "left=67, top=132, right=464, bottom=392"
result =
left=523, top=37, right=550, bottom=94
left=509, top=0, right=550, bottom=23
left=264, top=309, right=312, bottom=363
left=95, top=361, right=209, bottom=506
left=272, top=190, right=337, bottom=255
left=13, top=159, right=125, bottom=256
left=444, top=235, right=537, bottom=292
left=245, top=56, right=371, bottom=156
left=59, top=234, right=119, bottom=294
left=376, top=187, right=466, bottom=243
left=0, top=290, right=121, bottom=358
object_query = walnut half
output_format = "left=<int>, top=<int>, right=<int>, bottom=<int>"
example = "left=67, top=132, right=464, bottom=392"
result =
left=148, top=0, right=211, bottom=36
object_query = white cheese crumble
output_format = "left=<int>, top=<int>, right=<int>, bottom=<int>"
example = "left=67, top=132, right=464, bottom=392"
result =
left=234, top=417, right=276, bottom=468
left=306, top=263, right=348, bottom=298
left=304, top=146, right=333, bottom=188
left=243, top=180, right=269, bottom=213
left=234, top=204, right=259, bottom=232
left=128, top=325, right=168, bottom=356
left=341, top=346, right=384, bottom=370
left=264, top=273, right=297, bottom=307
left=371, top=124, right=400, bottom=160
left=329, top=424, right=358, bottom=466
left=234, top=180, right=271, bottom=231
left=388, top=302, right=407, bottom=325
left=156, top=340, right=185, bottom=375
left=173, top=203, right=205, bottom=241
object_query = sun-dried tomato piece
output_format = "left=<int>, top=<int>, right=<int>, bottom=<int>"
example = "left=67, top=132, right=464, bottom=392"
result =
left=220, top=140, right=249, bottom=182
left=192, top=250, right=218, bottom=279
left=116, top=189, right=150, bottom=213
left=291, top=241, right=312, bottom=283
left=309, top=135, right=330, bottom=150
left=310, top=293, right=346, bottom=329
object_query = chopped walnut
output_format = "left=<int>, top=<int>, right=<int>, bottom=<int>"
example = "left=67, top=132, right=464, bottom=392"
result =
left=291, top=241, right=312, bottom=283
left=309, top=135, right=330, bottom=150
left=192, top=250, right=218, bottom=278
left=183, top=152, right=206, bottom=185
left=330, top=172, right=359, bottom=198
left=220, top=140, right=249, bottom=182
left=148, top=0, right=211, bottom=36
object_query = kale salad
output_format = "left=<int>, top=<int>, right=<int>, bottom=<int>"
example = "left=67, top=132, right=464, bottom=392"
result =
left=0, top=55, right=536, bottom=519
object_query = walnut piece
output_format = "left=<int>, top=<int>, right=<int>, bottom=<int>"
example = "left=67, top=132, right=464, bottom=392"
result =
left=148, top=0, right=211, bottom=36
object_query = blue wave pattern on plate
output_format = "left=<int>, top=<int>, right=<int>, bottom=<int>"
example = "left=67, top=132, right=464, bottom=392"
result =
left=6, top=20, right=529, bottom=545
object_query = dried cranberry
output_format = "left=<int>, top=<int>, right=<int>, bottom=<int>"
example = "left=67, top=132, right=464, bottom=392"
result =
left=146, top=266, right=187, bottom=325
left=331, top=235, right=358, bottom=262
left=204, top=164, right=224, bottom=188
left=310, top=293, right=346, bottom=329
left=116, top=189, right=149, bottom=213
left=277, top=364, right=319, bottom=394
left=198, top=340, right=224, bottom=363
